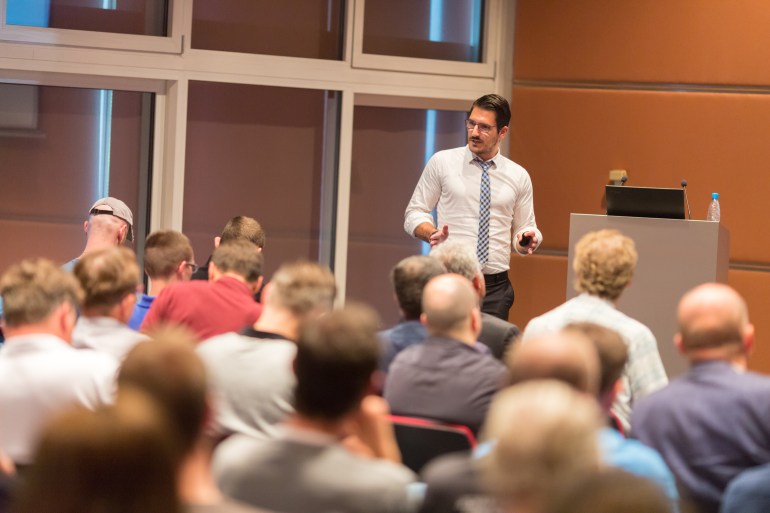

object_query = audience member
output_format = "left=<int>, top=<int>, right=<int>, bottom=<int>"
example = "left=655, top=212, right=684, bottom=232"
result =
left=522, top=228, right=667, bottom=432
left=0, top=258, right=116, bottom=465
left=562, top=322, right=679, bottom=509
left=384, top=274, right=507, bottom=435
left=129, top=230, right=195, bottom=330
left=419, top=328, right=598, bottom=513
left=506, top=329, right=599, bottom=394
left=632, top=283, right=770, bottom=513
left=71, top=247, right=148, bottom=360
left=546, top=468, right=672, bottom=513
left=214, top=305, right=416, bottom=513
left=431, top=240, right=520, bottom=359
left=378, top=255, right=446, bottom=372
left=141, top=240, right=263, bottom=340
left=482, top=380, right=602, bottom=513
left=14, top=390, right=182, bottom=513
left=62, top=196, right=134, bottom=272
left=118, top=326, right=269, bottom=513
left=720, top=463, right=770, bottom=513
left=192, top=216, right=265, bottom=282
left=198, top=261, right=336, bottom=438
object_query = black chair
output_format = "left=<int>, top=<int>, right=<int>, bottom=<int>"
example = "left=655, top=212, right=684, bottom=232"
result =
left=389, top=415, right=477, bottom=474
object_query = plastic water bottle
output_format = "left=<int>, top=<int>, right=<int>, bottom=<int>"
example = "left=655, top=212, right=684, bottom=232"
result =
left=706, top=192, right=720, bottom=222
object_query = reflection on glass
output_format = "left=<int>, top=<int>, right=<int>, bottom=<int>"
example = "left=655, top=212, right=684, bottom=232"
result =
left=363, top=0, right=484, bottom=62
left=0, top=84, right=151, bottom=275
left=192, top=0, right=345, bottom=60
left=6, top=0, right=168, bottom=37
left=183, top=81, right=340, bottom=279
left=346, top=106, right=467, bottom=325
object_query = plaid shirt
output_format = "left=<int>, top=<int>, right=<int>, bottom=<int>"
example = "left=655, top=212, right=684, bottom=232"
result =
left=522, top=293, right=669, bottom=433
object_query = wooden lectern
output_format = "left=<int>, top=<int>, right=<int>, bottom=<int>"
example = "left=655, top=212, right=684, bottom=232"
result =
left=567, top=214, right=730, bottom=378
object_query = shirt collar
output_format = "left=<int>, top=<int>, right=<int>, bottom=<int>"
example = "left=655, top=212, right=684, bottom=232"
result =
left=465, top=145, right=500, bottom=166
left=1, top=333, right=71, bottom=356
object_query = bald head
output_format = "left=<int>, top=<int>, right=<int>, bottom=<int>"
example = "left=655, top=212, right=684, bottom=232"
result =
left=677, top=283, right=752, bottom=354
left=506, top=330, right=600, bottom=396
left=421, top=274, right=480, bottom=341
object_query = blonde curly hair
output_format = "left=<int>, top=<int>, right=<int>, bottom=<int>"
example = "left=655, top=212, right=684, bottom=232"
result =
left=573, top=230, right=637, bottom=301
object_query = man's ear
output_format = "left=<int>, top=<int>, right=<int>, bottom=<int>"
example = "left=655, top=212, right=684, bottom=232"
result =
left=674, top=333, right=686, bottom=355
left=498, top=125, right=509, bottom=141
left=208, top=261, right=220, bottom=282
left=83, top=220, right=89, bottom=234
left=117, top=223, right=128, bottom=244
left=213, top=236, right=221, bottom=248
left=420, top=312, right=428, bottom=327
left=743, top=323, right=756, bottom=356
left=251, top=276, right=264, bottom=295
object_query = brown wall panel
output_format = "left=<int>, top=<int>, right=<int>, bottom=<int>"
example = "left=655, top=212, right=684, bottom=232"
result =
left=510, top=86, right=770, bottom=262
left=514, top=0, right=770, bottom=85
left=508, top=254, right=568, bottom=330
left=729, top=270, right=770, bottom=375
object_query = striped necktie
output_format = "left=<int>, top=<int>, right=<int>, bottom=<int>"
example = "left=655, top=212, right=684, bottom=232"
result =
left=475, top=157, right=492, bottom=265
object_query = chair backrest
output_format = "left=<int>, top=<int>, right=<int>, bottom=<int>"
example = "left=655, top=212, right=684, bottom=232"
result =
left=389, top=415, right=477, bottom=474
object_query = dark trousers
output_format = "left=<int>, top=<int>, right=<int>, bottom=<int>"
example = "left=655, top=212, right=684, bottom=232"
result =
left=482, top=272, right=514, bottom=321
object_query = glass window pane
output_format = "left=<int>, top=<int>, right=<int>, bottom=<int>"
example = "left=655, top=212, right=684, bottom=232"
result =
left=347, top=106, right=467, bottom=325
left=6, top=0, right=167, bottom=37
left=191, top=0, right=344, bottom=60
left=363, top=0, right=484, bottom=63
left=0, top=84, right=152, bottom=275
left=183, top=81, right=338, bottom=280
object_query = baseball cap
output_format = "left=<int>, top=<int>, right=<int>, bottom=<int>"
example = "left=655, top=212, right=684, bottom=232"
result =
left=89, top=197, right=134, bottom=242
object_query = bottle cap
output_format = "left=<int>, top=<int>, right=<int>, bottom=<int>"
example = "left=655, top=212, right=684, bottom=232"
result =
left=712, top=192, right=719, bottom=200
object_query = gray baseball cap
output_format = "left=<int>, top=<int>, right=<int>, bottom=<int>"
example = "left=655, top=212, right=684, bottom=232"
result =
left=89, top=197, right=134, bottom=242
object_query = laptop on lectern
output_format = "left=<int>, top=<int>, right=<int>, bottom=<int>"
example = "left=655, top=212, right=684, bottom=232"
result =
left=605, top=185, right=685, bottom=220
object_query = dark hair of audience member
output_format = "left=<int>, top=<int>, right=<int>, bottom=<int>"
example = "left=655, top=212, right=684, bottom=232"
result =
left=14, top=389, right=182, bottom=513
left=562, top=322, right=628, bottom=397
left=117, top=325, right=206, bottom=462
left=143, top=230, right=194, bottom=278
left=390, top=255, right=446, bottom=320
left=220, top=216, right=266, bottom=249
left=547, top=468, right=672, bottom=513
left=294, top=304, right=381, bottom=420
left=211, top=239, right=263, bottom=283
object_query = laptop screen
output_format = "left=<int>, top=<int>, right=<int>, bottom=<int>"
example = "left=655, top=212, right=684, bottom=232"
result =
left=605, top=185, right=685, bottom=219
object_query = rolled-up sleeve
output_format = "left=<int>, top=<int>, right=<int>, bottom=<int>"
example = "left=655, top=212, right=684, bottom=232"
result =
left=510, top=171, right=543, bottom=255
left=404, top=158, right=441, bottom=237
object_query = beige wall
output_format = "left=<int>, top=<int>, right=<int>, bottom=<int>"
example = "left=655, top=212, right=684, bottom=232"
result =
left=509, top=0, right=770, bottom=373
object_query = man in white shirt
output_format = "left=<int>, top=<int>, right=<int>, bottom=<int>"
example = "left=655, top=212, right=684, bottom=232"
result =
left=405, top=94, right=542, bottom=321
left=522, top=229, right=668, bottom=433
left=72, top=246, right=148, bottom=361
left=0, top=258, right=117, bottom=465
left=198, top=261, right=337, bottom=439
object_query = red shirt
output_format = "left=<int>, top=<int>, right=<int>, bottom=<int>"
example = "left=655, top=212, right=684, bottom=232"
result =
left=141, top=276, right=262, bottom=341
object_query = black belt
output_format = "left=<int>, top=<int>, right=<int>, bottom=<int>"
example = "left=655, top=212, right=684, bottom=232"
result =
left=484, top=271, right=509, bottom=286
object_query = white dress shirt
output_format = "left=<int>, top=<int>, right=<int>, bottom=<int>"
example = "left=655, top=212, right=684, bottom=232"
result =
left=0, top=334, right=117, bottom=463
left=404, top=146, right=542, bottom=274
left=72, top=316, right=149, bottom=361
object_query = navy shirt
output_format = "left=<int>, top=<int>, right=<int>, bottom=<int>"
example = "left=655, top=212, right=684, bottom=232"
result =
left=632, top=360, right=770, bottom=512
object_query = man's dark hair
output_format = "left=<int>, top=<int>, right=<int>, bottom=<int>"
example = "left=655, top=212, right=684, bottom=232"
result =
left=563, top=322, right=628, bottom=397
left=220, top=216, right=266, bottom=249
left=469, top=94, right=511, bottom=130
left=143, top=230, right=193, bottom=279
left=390, top=256, right=446, bottom=320
left=294, top=304, right=381, bottom=421
left=117, top=326, right=206, bottom=461
left=211, top=239, right=263, bottom=283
